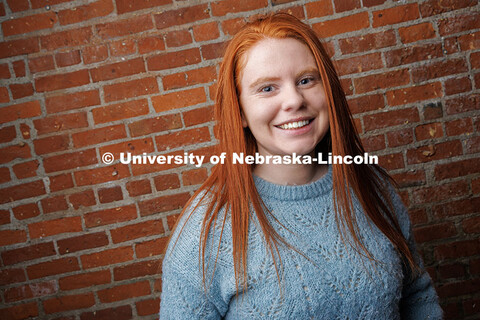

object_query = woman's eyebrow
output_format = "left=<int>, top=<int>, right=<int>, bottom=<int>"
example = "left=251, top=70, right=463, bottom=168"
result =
left=248, top=76, right=280, bottom=90
left=296, top=68, right=320, bottom=78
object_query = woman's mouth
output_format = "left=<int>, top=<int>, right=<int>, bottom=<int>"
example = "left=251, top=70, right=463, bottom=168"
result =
left=276, top=119, right=312, bottom=130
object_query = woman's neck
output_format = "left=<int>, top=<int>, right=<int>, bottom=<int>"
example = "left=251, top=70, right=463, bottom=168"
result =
left=253, top=163, right=328, bottom=186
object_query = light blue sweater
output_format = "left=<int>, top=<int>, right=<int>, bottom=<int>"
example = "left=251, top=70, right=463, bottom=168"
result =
left=160, top=165, right=443, bottom=319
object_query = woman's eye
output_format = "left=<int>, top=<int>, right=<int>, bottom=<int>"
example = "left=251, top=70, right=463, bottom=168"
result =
left=299, top=77, right=314, bottom=85
left=260, top=85, right=274, bottom=93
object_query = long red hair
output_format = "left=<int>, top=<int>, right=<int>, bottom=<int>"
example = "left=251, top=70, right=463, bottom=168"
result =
left=168, top=13, right=418, bottom=292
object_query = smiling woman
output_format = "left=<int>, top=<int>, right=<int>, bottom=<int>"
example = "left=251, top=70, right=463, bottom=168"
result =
left=159, top=13, right=443, bottom=319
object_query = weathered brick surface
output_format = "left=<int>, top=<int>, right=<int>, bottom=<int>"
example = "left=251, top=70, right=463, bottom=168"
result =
left=0, top=0, right=478, bottom=319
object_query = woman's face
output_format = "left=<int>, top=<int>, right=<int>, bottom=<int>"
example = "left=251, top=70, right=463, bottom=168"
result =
left=239, top=37, right=329, bottom=158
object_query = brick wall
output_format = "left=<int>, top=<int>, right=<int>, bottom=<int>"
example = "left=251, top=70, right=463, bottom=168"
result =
left=0, top=0, right=478, bottom=319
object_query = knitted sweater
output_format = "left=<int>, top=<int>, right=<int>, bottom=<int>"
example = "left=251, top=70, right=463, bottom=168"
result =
left=159, top=165, right=443, bottom=319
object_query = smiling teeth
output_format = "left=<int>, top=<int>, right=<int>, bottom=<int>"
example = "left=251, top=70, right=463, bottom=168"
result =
left=278, top=120, right=310, bottom=130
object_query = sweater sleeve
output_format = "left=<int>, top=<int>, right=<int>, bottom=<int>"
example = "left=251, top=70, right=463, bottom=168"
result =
left=159, top=194, right=226, bottom=320
left=386, top=182, right=443, bottom=319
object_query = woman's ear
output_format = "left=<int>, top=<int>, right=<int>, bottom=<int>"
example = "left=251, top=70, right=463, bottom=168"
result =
left=241, top=111, right=248, bottom=128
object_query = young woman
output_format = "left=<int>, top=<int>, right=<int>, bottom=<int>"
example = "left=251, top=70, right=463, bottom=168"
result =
left=159, top=13, right=443, bottom=319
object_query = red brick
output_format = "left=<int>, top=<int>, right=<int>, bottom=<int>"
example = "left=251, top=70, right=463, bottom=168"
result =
left=126, top=179, right=152, bottom=197
left=58, top=231, right=108, bottom=255
left=183, top=106, right=214, bottom=127
left=413, top=180, right=469, bottom=205
left=398, top=22, right=435, bottom=44
left=333, top=0, right=360, bottom=12
left=347, top=94, right=384, bottom=115
left=92, top=99, right=148, bottom=124
left=19, top=123, right=30, bottom=139
left=136, top=237, right=168, bottom=258
left=407, top=140, right=463, bottom=165
left=445, top=76, right=472, bottom=95
left=2, top=241, right=55, bottom=265
left=0, top=144, right=31, bottom=165
left=81, top=246, right=134, bottom=269
left=4, top=280, right=57, bottom=302
left=27, top=257, right=80, bottom=279
left=40, top=27, right=93, bottom=51
left=0, top=86, right=9, bottom=102
left=413, top=222, right=457, bottom=243
left=130, top=150, right=185, bottom=176
left=339, top=30, right=396, bottom=54
left=0, top=2, right=4, bottom=16
left=0, top=63, right=10, bottom=78
left=0, top=302, right=38, bottom=319
left=13, top=160, right=39, bottom=179
left=164, top=66, right=216, bottom=91
left=109, top=38, right=136, bottom=56
left=420, top=0, right=476, bottom=17
left=465, top=136, right=480, bottom=154
left=463, top=216, right=480, bottom=234
left=111, top=219, right=164, bottom=243
left=46, top=90, right=100, bottom=114
left=446, top=94, right=480, bottom=115
left=152, top=87, right=206, bottom=112
left=423, top=101, right=443, bottom=120
left=129, top=114, right=182, bottom=137
left=0, top=229, right=27, bottom=246
left=35, top=69, right=90, bottom=92
left=12, top=203, right=40, bottom=220
left=10, top=82, right=33, bottom=99
left=438, top=262, right=466, bottom=280
left=201, top=41, right=225, bottom=60
left=138, top=193, right=190, bottom=216
left=138, top=35, right=165, bottom=54
left=166, top=213, right=179, bottom=230
left=335, top=52, right=383, bottom=75
left=154, top=4, right=209, bottom=29
left=114, top=260, right=160, bottom=282
left=49, top=173, right=74, bottom=192
left=80, top=305, right=132, bottom=320
left=12, top=60, right=25, bottom=77
left=43, top=293, right=95, bottom=314
left=438, top=12, right=480, bottom=36
left=96, top=14, right=153, bottom=39
left=147, top=48, right=201, bottom=71
left=165, top=29, right=192, bottom=48
left=193, top=22, right=220, bottom=42
left=98, top=186, right=123, bottom=203
left=386, top=82, right=442, bottom=106
left=433, top=197, right=480, bottom=219
left=84, top=205, right=137, bottom=228
left=221, top=18, right=247, bottom=36
left=98, top=281, right=150, bottom=303
left=361, top=134, right=385, bottom=152
left=34, top=112, right=88, bottom=136
left=182, top=168, right=208, bottom=186
left=74, top=164, right=130, bottom=186
left=390, top=170, right=426, bottom=189
left=0, top=38, right=39, bottom=59
left=0, top=167, right=11, bottom=184
left=0, top=100, right=41, bottom=125
left=58, top=0, right=114, bottom=25
left=458, top=30, right=480, bottom=51
left=116, top=0, right=171, bottom=14
left=0, top=180, right=46, bottom=205
left=434, top=158, right=480, bottom=180
left=445, top=118, right=473, bottom=136
left=104, top=77, right=158, bottom=102
left=72, top=124, right=126, bottom=148
left=69, top=189, right=96, bottom=209
left=55, top=50, right=81, bottom=67
left=0, top=209, right=10, bottom=225
left=372, top=3, right=419, bottom=27
left=99, top=137, right=155, bottom=159
left=385, top=43, right=443, bottom=68
left=156, top=127, right=210, bottom=151
left=28, top=55, right=55, bottom=73
left=0, top=268, right=26, bottom=286
left=154, top=173, right=180, bottom=192
left=40, top=195, right=68, bottom=214
left=211, top=0, right=267, bottom=16
left=31, top=0, right=70, bottom=8
left=414, top=122, right=443, bottom=141
left=82, top=44, right=108, bottom=64
left=136, top=298, right=160, bottom=316
left=2, top=12, right=57, bottom=37
left=29, top=216, right=82, bottom=239
left=412, top=58, right=468, bottom=83
left=364, top=107, right=419, bottom=132
left=313, top=12, right=369, bottom=38
left=435, top=238, right=480, bottom=260
left=43, top=148, right=96, bottom=173
left=6, top=0, right=29, bottom=12
left=354, top=69, right=409, bottom=94
left=60, top=270, right=110, bottom=290
left=91, top=58, right=145, bottom=83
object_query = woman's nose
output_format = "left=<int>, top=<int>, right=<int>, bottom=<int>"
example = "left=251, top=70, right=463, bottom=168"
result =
left=281, top=84, right=305, bottom=111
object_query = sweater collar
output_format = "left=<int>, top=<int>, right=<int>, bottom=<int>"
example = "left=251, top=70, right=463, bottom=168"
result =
left=253, top=165, right=333, bottom=201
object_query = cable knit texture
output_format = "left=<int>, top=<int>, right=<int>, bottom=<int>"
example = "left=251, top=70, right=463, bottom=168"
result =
left=160, top=165, right=443, bottom=319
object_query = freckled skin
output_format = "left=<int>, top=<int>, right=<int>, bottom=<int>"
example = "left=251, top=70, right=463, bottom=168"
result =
left=239, top=38, right=330, bottom=159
